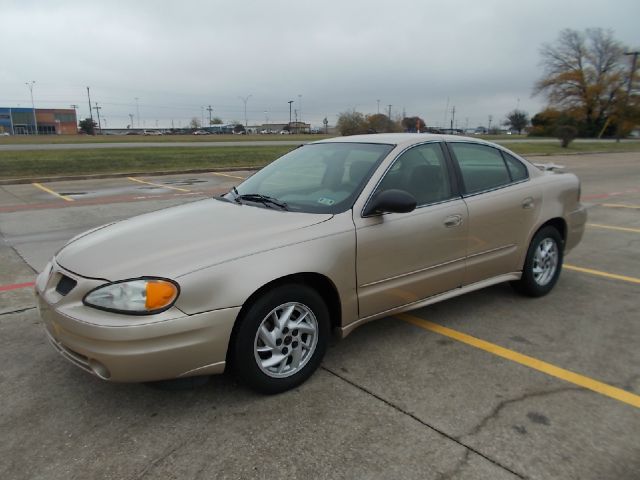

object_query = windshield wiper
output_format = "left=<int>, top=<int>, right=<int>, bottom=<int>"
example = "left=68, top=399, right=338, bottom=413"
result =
left=235, top=193, right=288, bottom=210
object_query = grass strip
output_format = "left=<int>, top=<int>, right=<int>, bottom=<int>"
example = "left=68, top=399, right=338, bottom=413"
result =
left=0, top=146, right=295, bottom=179
left=1, top=141, right=639, bottom=181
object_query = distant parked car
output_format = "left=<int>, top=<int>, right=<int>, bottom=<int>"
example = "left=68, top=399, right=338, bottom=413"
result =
left=279, top=130, right=290, bottom=135
left=36, top=133, right=586, bottom=394
left=192, top=130, right=209, bottom=135
left=0, top=132, right=10, bottom=136
left=143, top=130, right=163, bottom=136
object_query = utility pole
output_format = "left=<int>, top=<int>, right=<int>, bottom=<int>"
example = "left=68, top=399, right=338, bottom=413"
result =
left=87, top=87, right=94, bottom=126
left=488, top=115, right=493, bottom=133
left=93, top=103, right=102, bottom=134
left=25, top=81, right=38, bottom=135
left=70, top=104, right=79, bottom=127
left=207, top=105, right=213, bottom=126
left=388, top=104, right=392, bottom=120
left=128, top=114, right=134, bottom=129
left=450, top=106, right=456, bottom=131
left=288, top=100, right=294, bottom=128
left=617, top=50, right=639, bottom=142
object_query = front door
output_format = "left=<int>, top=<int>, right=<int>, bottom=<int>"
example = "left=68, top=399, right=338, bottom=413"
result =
left=354, top=142, right=468, bottom=318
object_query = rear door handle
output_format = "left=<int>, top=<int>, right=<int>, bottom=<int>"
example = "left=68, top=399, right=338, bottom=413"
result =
left=522, top=197, right=534, bottom=209
left=444, top=214, right=463, bottom=228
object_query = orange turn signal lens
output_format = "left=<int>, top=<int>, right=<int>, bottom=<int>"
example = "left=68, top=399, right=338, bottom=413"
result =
left=145, top=280, right=178, bottom=310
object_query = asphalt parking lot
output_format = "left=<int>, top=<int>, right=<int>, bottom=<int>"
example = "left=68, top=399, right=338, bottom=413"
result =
left=1, top=152, right=639, bottom=479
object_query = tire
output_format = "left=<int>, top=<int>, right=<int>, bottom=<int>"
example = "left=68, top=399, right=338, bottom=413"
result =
left=231, top=284, right=330, bottom=394
left=512, top=226, right=564, bottom=297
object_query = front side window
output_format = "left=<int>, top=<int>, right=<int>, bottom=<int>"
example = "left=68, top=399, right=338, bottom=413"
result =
left=373, top=143, right=453, bottom=206
left=449, top=143, right=511, bottom=194
left=225, top=142, right=393, bottom=213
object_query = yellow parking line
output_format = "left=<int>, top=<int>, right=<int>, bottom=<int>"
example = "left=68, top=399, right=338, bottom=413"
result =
left=211, top=172, right=246, bottom=180
left=32, top=182, right=74, bottom=202
left=587, top=223, right=640, bottom=234
left=564, top=264, right=640, bottom=285
left=601, top=203, right=640, bottom=209
left=127, top=177, right=190, bottom=192
left=397, top=313, right=640, bottom=409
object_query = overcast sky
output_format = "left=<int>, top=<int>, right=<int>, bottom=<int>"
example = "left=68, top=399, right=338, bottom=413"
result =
left=1, top=0, right=638, bottom=129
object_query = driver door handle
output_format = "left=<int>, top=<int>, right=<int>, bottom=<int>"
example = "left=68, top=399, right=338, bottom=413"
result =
left=444, top=214, right=463, bottom=228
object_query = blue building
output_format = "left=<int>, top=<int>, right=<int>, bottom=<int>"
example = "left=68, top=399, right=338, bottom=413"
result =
left=0, top=107, right=77, bottom=135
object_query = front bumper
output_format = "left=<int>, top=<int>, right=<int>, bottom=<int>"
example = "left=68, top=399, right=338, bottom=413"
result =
left=36, top=261, right=240, bottom=382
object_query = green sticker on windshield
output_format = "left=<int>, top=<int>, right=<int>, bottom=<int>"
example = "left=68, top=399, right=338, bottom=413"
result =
left=317, top=197, right=335, bottom=206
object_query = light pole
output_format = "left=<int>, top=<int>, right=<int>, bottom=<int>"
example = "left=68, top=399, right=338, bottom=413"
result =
left=288, top=100, right=293, bottom=129
left=238, top=95, right=252, bottom=129
left=134, top=97, right=140, bottom=128
left=128, top=113, right=134, bottom=129
left=298, top=94, right=302, bottom=133
left=25, top=81, right=38, bottom=135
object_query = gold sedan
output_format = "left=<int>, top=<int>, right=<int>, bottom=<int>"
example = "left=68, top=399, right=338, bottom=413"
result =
left=36, top=134, right=586, bottom=393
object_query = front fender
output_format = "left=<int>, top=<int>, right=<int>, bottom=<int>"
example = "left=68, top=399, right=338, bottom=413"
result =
left=174, top=211, right=358, bottom=327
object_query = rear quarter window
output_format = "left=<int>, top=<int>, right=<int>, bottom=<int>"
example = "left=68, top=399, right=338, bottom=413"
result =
left=502, top=152, right=529, bottom=182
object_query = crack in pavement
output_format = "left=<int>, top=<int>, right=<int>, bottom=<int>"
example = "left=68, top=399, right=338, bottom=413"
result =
left=461, top=386, right=584, bottom=439
left=321, top=365, right=526, bottom=479
left=437, top=448, right=471, bottom=480
left=0, top=306, right=36, bottom=316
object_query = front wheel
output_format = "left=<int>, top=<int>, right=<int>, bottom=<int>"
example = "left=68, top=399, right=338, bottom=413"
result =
left=512, top=226, right=563, bottom=297
left=231, top=284, right=330, bottom=394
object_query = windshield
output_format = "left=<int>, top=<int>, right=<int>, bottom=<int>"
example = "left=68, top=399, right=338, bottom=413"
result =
left=224, top=142, right=394, bottom=213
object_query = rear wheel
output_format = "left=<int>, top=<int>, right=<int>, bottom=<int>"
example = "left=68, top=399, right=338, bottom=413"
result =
left=232, top=284, right=329, bottom=394
left=512, top=226, right=563, bottom=297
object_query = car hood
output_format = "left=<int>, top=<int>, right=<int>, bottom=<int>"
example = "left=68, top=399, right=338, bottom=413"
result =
left=56, top=199, right=333, bottom=280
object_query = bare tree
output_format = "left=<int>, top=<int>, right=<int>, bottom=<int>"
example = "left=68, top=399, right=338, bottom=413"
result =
left=533, top=28, right=628, bottom=136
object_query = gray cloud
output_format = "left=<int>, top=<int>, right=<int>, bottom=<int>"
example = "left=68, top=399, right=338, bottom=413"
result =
left=1, top=0, right=638, bottom=128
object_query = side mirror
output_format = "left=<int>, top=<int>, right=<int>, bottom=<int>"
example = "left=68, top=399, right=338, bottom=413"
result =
left=362, top=189, right=417, bottom=216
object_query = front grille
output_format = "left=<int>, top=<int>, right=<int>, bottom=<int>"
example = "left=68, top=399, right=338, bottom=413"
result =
left=55, top=275, right=77, bottom=296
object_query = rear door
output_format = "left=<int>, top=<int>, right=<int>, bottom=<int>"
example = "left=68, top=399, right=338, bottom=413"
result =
left=446, top=142, right=541, bottom=285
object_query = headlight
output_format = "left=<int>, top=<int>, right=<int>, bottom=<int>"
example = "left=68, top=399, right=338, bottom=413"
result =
left=83, top=278, right=180, bottom=315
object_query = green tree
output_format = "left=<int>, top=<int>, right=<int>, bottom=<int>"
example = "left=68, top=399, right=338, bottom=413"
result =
left=336, top=110, right=367, bottom=136
left=365, top=113, right=397, bottom=133
left=211, top=117, right=223, bottom=125
left=401, top=116, right=426, bottom=132
left=504, top=109, right=529, bottom=134
left=189, top=117, right=201, bottom=129
left=533, top=28, right=630, bottom=137
left=78, top=118, right=97, bottom=135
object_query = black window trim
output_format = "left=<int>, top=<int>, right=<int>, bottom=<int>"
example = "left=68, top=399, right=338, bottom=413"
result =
left=444, top=141, right=530, bottom=198
left=360, top=140, right=463, bottom=218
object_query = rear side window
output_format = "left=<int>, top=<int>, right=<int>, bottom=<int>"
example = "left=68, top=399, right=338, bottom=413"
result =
left=502, top=152, right=529, bottom=182
left=449, top=143, right=511, bottom=194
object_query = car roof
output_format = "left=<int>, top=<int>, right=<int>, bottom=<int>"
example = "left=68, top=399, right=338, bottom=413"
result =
left=311, top=133, right=501, bottom=150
